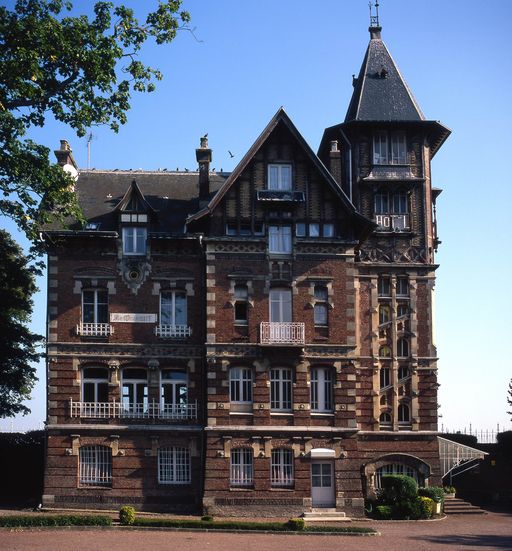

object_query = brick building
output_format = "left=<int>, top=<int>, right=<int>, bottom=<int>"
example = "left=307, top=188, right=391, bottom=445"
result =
left=43, top=21, right=450, bottom=517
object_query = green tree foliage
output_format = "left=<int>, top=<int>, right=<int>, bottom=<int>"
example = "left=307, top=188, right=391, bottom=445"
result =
left=0, top=0, right=191, bottom=249
left=0, top=230, right=43, bottom=417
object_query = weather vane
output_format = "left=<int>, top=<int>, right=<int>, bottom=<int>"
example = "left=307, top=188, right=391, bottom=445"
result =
left=369, top=1, right=380, bottom=28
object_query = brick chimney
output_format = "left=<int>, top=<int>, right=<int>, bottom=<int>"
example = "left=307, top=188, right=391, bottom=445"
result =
left=54, top=139, right=78, bottom=170
left=329, top=140, right=342, bottom=187
left=196, top=135, right=212, bottom=207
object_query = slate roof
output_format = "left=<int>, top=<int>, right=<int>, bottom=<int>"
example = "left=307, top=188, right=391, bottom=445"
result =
left=345, top=27, right=424, bottom=122
left=47, top=170, right=229, bottom=234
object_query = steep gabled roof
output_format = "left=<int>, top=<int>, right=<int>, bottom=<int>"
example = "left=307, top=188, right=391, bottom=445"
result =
left=187, top=107, right=373, bottom=236
left=345, top=27, right=424, bottom=122
left=114, top=179, right=157, bottom=215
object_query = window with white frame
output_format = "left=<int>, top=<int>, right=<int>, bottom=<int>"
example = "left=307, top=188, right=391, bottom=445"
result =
left=82, top=367, right=109, bottom=402
left=269, top=288, right=292, bottom=323
left=375, top=463, right=418, bottom=489
left=314, top=285, right=328, bottom=326
left=229, top=367, right=253, bottom=403
left=82, top=289, right=108, bottom=324
left=271, top=448, right=294, bottom=487
left=122, top=226, right=147, bottom=255
left=268, top=225, right=292, bottom=254
left=158, top=446, right=191, bottom=484
left=79, top=445, right=112, bottom=486
left=161, top=369, right=188, bottom=408
left=373, top=131, right=407, bottom=165
left=230, top=448, right=253, bottom=487
left=122, top=368, right=148, bottom=411
left=234, top=284, right=249, bottom=324
left=160, top=290, right=187, bottom=328
left=398, top=402, right=411, bottom=424
left=270, top=367, right=292, bottom=412
left=268, top=164, right=292, bottom=190
left=311, top=367, right=333, bottom=412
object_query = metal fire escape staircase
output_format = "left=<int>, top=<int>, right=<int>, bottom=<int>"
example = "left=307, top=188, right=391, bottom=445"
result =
left=438, top=436, right=488, bottom=485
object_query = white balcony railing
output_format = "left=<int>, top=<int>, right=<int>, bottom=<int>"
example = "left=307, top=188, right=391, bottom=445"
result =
left=375, top=213, right=410, bottom=232
left=69, top=399, right=198, bottom=420
left=260, top=322, right=305, bottom=345
left=76, top=322, right=113, bottom=337
left=154, top=325, right=192, bottom=338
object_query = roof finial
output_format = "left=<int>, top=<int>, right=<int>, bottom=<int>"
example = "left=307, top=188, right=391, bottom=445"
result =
left=369, top=1, right=380, bottom=28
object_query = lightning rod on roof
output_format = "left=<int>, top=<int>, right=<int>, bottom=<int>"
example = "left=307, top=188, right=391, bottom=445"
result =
left=369, top=0, right=380, bottom=28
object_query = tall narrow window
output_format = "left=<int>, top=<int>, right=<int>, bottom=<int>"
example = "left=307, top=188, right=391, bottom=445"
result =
left=396, top=277, right=409, bottom=297
left=397, top=338, right=409, bottom=358
left=234, top=284, right=249, bottom=324
left=379, top=305, right=390, bottom=325
left=378, top=277, right=391, bottom=297
left=373, top=131, right=388, bottom=164
left=379, top=345, right=392, bottom=358
left=269, top=288, right=292, bottom=322
left=161, top=369, right=188, bottom=409
left=229, top=367, right=253, bottom=403
left=271, top=449, right=294, bottom=487
left=391, top=133, right=407, bottom=164
left=82, top=289, right=108, bottom=324
left=158, top=447, right=191, bottom=484
left=268, top=164, right=292, bottom=190
left=314, top=286, right=329, bottom=326
left=122, top=368, right=148, bottom=414
left=398, top=402, right=411, bottom=424
left=270, top=367, right=292, bottom=412
left=268, top=225, right=292, bottom=254
left=230, top=448, right=253, bottom=487
left=380, top=367, right=391, bottom=389
left=374, top=191, right=389, bottom=214
left=79, top=446, right=112, bottom=486
left=122, top=226, right=147, bottom=255
left=82, top=367, right=109, bottom=402
left=379, top=412, right=392, bottom=429
left=392, top=191, right=408, bottom=214
left=311, top=367, right=333, bottom=412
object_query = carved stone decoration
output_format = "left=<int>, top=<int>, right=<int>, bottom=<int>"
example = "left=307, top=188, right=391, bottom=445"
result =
left=117, top=257, right=152, bottom=294
left=359, top=246, right=428, bottom=264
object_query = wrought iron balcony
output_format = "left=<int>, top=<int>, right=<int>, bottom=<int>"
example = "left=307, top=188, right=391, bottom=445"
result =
left=154, top=324, right=192, bottom=338
left=76, top=322, right=113, bottom=337
left=259, top=322, right=305, bottom=346
left=69, top=399, right=198, bottom=420
left=375, top=213, right=410, bottom=232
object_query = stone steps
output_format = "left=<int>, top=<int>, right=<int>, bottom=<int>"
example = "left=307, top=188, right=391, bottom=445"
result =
left=302, top=508, right=350, bottom=522
left=444, top=496, right=486, bottom=515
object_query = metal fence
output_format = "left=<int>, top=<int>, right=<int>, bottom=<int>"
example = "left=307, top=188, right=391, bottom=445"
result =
left=440, top=425, right=508, bottom=444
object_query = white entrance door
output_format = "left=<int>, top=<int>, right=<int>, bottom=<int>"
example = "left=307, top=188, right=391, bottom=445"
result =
left=311, top=461, right=335, bottom=507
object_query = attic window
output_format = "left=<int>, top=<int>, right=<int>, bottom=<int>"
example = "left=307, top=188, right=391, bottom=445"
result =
left=268, top=164, right=292, bottom=191
left=122, top=227, right=147, bottom=255
left=85, top=222, right=100, bottom=230
left=378, top=66, right=388, bottom=79
left=121, top=213, right=148, bottom=223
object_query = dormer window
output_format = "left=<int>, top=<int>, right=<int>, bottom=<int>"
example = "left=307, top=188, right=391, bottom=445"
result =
left=268, top=164, right=292, bottom=190
left=122, top=226, right=147, bottom=255
left=373, top=131, right=407, bottom=165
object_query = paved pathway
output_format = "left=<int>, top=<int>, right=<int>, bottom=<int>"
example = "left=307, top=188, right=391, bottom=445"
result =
left=0, top=511, right=511, bottom=550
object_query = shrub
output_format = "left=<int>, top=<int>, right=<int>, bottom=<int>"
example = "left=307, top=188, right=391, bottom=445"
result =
left=443, top=486, right=456, bottom=494
left=0, top=515, right=111, bottom=527
left=287, top=518, right=305, bottom=531
left=417, top=496, right=434, bottom=519
left=375, top=505, right=392, bottom=519
left=119, top=506, right=136, bottom=526
left=201, top=515, right=213, bottom=522
left=379, top=475, right=418, bottom=506
left=418, top=486, right=444, bottom=503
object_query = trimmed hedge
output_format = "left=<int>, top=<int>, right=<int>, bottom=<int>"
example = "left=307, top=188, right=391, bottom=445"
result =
left=0, top=515, right=112, bottom=527
left=119, top=506, right=136, bottom=526
left=132, top=518, right=376, bottom=534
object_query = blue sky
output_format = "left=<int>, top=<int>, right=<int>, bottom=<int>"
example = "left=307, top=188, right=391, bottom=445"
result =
left=1, top=0, right=511, bottom=433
